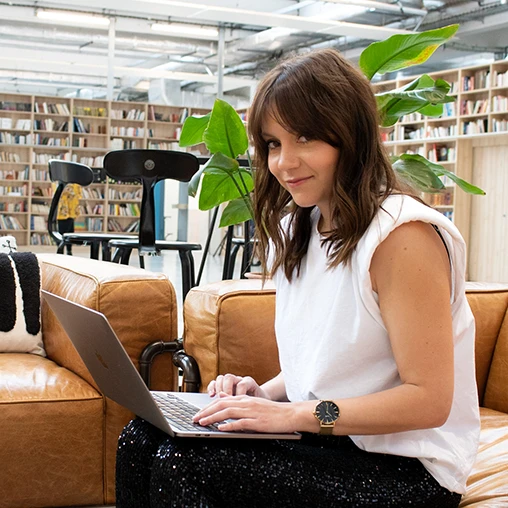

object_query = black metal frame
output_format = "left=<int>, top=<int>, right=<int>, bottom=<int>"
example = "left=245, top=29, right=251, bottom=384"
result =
left=139, top=339, right=201, bottom=393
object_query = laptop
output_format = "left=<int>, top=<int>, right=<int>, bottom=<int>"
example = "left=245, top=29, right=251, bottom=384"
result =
left=42, top=290, right=300, bottom=440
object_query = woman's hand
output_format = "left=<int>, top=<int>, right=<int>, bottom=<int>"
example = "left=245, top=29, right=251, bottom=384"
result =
left=207, top=374, right=269, bottom=399
left=192, top=394, right=298, bottom=434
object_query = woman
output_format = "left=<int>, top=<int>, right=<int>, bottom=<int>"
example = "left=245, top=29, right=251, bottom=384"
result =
left=116, top=49, right=479, bottom=507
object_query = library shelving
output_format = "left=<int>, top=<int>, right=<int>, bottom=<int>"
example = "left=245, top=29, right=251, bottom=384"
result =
left=372, top=62, right=508, bottom=233
left=0, top=93, right=209, bottom=246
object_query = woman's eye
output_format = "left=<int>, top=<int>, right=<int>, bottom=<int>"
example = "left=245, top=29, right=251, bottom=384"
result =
left=298, top=136, right=309, bottom=143
left=267, top=140, right=279, bottom=149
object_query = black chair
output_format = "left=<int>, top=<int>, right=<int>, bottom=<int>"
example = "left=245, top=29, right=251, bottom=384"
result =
left=48, top=161, right=135, bottom=259
left=105, top=149, right=202, bottom=299
left=47, top=160, right=94, bottom=255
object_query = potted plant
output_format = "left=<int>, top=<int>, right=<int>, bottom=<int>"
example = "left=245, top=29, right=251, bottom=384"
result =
left=179, top=23, right=484, bottom=231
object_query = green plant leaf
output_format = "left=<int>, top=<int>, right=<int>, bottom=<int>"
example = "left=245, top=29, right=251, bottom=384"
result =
left=187, top=164, right=205, bottom=198
left=360, top=25, right=459, bottom=80
left=198, top=170, right=254, bottom=210
left=203, top=152, right=241, bottom=177
left=417, top=103, right=444, bottom=117
left=392, top=154, right=446, bottom=191
left=203, top=99, right=249, bottom=158
left=394, top=153, right=486, bottom=195
left=219, top=197, right=254, bottom=227
left=377, top=75, right=454, bottom=126
left=179, top=113, right=211, bottom=147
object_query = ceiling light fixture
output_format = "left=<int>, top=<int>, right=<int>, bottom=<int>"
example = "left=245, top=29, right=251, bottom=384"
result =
left=36, top=10, right=110, bottom=27
left=151, top=23, right=218, bottom=38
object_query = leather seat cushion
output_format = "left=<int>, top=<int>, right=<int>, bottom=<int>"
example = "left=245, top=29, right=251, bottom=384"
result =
left=0, top=354, right=104, bottom=508
left=460, top=407, right=508, bottom=507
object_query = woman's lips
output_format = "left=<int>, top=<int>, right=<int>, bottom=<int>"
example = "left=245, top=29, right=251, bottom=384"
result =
left=286, top=176, right=312, bottom=188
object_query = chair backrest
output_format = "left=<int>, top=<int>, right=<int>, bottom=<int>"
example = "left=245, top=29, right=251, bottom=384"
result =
left=47, top=160, right=94, bottom=244
left=103, top=149, right=200, bottom=252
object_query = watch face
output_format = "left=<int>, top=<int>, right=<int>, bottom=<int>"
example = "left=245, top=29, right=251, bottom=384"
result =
left=316, top=401, right=339, bottom=424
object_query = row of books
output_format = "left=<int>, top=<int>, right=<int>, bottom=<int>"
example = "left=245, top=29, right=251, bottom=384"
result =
left=399, top=126, right=424, bottom=140
left=0, top=132, right=32, bottom=144
left=0, top=185, right=28, bottom=196
left=109, top=203, right=140, bottom=216
left=147, top=105, right=188, bottom=123
left=492, top=96, right=508, bottom=112
left=0, top=214, right=24, bottom=230
left=0, top=118, right=31, bottom=130
left=80, top=204, right=104, bottom=215
left=147, top=128, right=181, bottom=140
left=111, top=109, right=146, bottom=121
left=462, top=119, right=489, bottom=135
left=426, top=125, right=458, bottom=138
left=0, top=201, right=27, bottom=212
left=492, top=119, right=508, bottom=132
left=462, top=71, right=490, bottom=92
left=30, top=233, right=53, bottom=245
left=0, top=101, right=31, bottom=112
left=75, top=218, right=104, bottom=231
left=0, top=151, right=23, bottom=163
left=492, top=70, right=508, bottom=88
left=81, top=188, right=104, bottom=199
left=31, top=170, right=50, bottom=181
left=147, top=141, right=181, bottom=150
left=401, top=113, right=424, bottom=123
left=35, top=119, right=68, bottom=132
left=32, top=185, right=52, bottom=196
left=460, top=99, right=489, bottom=116
left=0, top=167, right=29, bottom=180
left=34, top=102, right=70, bottom=115
left=427, top=145, right=456, bottom=162
left=108, top=218, right=139, bottom=233
left=72, top=155, right=104, bottom=166
left=33, top=152, right=71, bottom=164
left=32, top=135, right=70, bottom=146
left=110, top=138, right=140, bottom=150
left=108, top=188, right=142, bottom=200
left=31, top=202, right=51, bottom=214
left=73, top=107, right=107, bottom=117
left=110, top=126, right=145, bottom=137
left=30, top=215, right=47, bottom=231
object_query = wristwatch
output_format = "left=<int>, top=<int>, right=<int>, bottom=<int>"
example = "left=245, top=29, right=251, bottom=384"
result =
left=313, top=400, right=340, bottom=435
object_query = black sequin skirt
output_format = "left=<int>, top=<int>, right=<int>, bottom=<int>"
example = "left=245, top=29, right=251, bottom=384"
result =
left=116, top=418, right=462, bottom=508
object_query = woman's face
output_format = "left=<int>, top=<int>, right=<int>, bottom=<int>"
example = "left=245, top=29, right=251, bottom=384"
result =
left=261, top=114, right=339, bottom=231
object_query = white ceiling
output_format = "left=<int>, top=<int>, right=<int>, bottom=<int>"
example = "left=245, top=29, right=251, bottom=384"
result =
left=1, top=0, right=508, bottom=103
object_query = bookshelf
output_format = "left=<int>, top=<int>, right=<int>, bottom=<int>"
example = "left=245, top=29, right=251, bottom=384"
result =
left=0, top=93, right=209, bottom=246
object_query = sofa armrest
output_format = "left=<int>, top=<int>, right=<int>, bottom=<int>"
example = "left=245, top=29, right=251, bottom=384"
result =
left=183, top=279, right=280, bottom=392
left=40, top=253, right=179, bottom=391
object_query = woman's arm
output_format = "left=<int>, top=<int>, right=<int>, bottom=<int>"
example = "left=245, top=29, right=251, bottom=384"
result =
left=195, top=221, right=455, bottom=435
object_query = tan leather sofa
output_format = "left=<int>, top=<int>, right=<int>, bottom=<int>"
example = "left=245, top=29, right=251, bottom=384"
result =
left=0, top=253, right=179, bottom=508
left=183, top=279, right=508, bottom=507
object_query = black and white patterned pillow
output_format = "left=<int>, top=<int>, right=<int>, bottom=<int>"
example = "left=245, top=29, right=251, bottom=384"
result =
left=0, top=252, right=45, bottom=356
left=0, top=235, right=17, bottom=254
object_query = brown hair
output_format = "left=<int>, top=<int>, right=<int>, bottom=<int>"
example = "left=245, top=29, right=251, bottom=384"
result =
left=249, top=48, right=411, bottom=281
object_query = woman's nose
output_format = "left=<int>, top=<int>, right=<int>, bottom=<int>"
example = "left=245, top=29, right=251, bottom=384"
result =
left=277, top=145, right=299, bottom=171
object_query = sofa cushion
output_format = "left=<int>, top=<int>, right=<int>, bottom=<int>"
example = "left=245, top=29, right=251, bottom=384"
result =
left=0, top=353, right=104, bottom=508
left=459, top=407, right=508, bottom=507
left=0, top=252, right=44, bottom=356
left=184, top=279, right=279, bottom=391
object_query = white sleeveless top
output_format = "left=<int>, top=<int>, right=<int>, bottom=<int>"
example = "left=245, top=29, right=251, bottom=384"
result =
left=272, top=195, right=480, bottom=494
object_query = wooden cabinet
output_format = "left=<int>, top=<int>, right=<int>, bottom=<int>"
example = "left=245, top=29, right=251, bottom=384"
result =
left=0, top=94, right=209, bottom=245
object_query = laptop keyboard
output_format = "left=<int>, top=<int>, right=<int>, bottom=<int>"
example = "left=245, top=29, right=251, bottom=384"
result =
left=152, top=392, right=224, bottom=433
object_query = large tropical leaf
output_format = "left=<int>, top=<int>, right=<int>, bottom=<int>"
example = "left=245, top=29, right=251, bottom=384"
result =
left=377, top=75, right=454, bottom=126
left=203, top=99, right=249, bottom=158
left=179, top=112, right=211, bottom=147
left=393, top=154, right=485, bottom=195
left=360, top=24, right=459, bottom=80
left=219, top=197, right=254, bottom=228
left=199, top=170, right=254, bottom=210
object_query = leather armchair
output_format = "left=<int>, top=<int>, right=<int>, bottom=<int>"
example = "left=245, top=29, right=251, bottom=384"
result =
left=182, top=279, right=508, bottom=507
left=0, top=253, right=179, bottom=508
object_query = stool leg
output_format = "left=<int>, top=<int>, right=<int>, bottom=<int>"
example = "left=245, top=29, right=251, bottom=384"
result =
left=102, top=241, right=111, bottom=261
left=90, top=241, right=100, bottom=260
left=227, top=243, right=241, bottom=279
